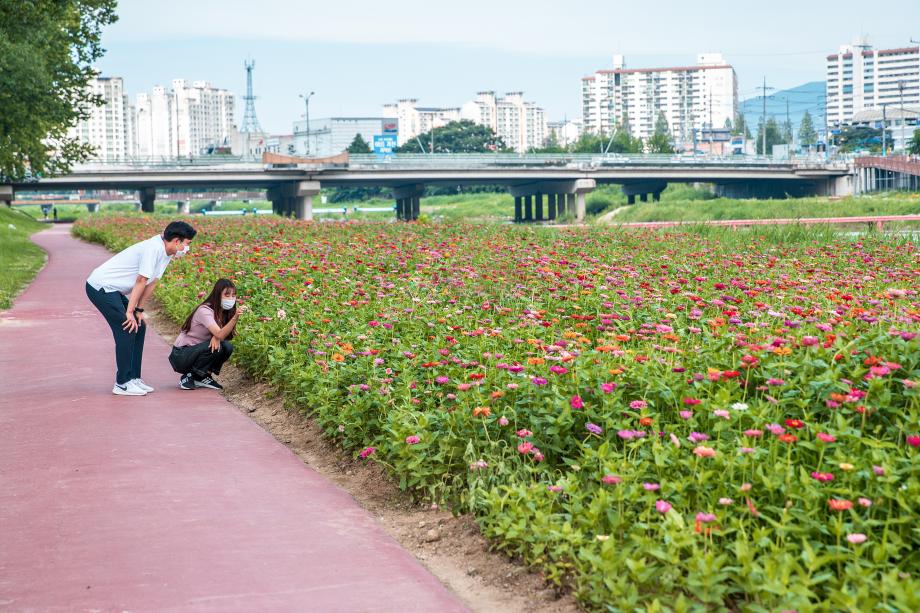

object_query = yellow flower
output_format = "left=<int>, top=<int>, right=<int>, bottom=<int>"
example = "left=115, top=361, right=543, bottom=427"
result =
left=839, top=462, right=855, bottom=471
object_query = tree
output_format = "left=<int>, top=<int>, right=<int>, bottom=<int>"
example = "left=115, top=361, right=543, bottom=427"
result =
left=0, top=1, right=118, bottom=181
left=781, top=119, right=794, bottom=145
left=395, top=120, right=506, bottom=153
left=533, top=129, right=565, bottom=153
left=755, top=118, right=785, bottom=155
left=835, top=125, right=891, bottom=153
left=908, top=129, right=920, bottom=155
left=346, top=133, right=372, bottom=154
left=798, top=111, right=817, bottom=146
left=731, top=113, right=746, bottom=137
left=570, top=133, right=608, bottom=153
left=646, top=114, right=674, bottom=153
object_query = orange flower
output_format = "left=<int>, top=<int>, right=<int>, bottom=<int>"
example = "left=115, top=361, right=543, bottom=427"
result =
left=490, top=390, right=505, bottom=399
left=472, top=406, right=491, bottom=418
left=527, top=357, right=545, bottom=366
left=828, top=499, right=853, bottom=511
left=331, top=353, right=345, bottom=363
left=639, top=417, right=653, bottom=427
left=615, top=334, right=631, bottom=342
left=778, top=433, right=798, bottom=443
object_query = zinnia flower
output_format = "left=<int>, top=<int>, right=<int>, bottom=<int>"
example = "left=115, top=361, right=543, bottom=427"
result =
left=816, top=432, right=836, bottom=443
left=570, top=395, right=584, bottom=409
left=585, top=423, right=603, bottom=435
left=405, top=435, right=420, bottom=445
left=718, top=497, right=734, bottom=505
left=643, top=482, right=661, bottom=491
left=695, top=512, right=716, bottom=523
left=858, top=497, right=872, bottom=507
left=846, top=533, right=868, bottom=544
left=811, top=471, right=834, bottom=482
left=907, top=435, right=920, bottom=447
left=828, top=498, right=853, bottom=511
left=359, top=446, right=376, bottom=459
left=629, top=400, right=648, bottom=410
left=601, top=474, right=622, bottom=485
left=516, top=429, right=532, bottom=438
left=655, top=500, right=672, bottom=514
left=517, top=441, right=534, bottom=454
left=693, top=445, right=716, bottom=458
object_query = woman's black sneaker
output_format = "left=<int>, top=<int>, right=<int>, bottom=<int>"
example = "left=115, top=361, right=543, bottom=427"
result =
left=179, top=373, right=196, bottom=390
left=194, top=375, right=223, bottom=390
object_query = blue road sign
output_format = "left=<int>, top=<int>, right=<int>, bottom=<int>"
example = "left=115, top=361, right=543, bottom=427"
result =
left=373, top=134, right=398, bottom=155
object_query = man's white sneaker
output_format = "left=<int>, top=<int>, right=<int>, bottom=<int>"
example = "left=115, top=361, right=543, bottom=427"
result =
left=112, top=381, right=147, bottom=396
left=131, top=378, right=154, bottom=393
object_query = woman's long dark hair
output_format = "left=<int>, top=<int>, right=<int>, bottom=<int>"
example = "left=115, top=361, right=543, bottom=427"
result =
left=181, top=278, right=237, bottom=339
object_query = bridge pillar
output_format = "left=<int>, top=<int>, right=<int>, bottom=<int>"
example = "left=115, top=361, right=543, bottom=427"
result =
left=86, top=202, right=100, bottom=213
left=639, top=193, right=648, bottom=202
left=513, top=196, right=522, bottom=222
left=391, top=185, right=424, bottom=221
left=547, top=193, right=557, bottom=221
left=0, top=185, right=12, bottom=207
left=535, top=193, right=544, bottom=221
left=293, top=181, right=321, bottom=221
left=572, top=178, right=595, bottom=223
left=138, top=187, right=156, bottom=213
left=177, top=200, right=189, bottom=215
left=524, top=195, right=533, bottom=221
left=627, top=194, right=635, bottom=205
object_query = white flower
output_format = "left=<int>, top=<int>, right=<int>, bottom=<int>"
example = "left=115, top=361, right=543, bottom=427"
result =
left=731, top=402, right=749, bottom=412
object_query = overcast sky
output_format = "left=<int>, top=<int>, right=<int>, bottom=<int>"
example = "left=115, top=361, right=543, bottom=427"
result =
left=97, top=0, right=919, bottom=133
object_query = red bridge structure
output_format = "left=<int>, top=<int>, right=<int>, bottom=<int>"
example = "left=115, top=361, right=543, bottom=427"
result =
left=855, top=155, right=920, bottom=193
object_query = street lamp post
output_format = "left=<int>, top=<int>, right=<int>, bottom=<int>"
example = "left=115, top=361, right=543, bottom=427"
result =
left=299, top=92, right=314, bottom=155
left=897, top=80, right=906, bottom=153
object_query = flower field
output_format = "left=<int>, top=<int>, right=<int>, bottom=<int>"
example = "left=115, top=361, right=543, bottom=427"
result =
left=74, top=216, right=920, bottom=611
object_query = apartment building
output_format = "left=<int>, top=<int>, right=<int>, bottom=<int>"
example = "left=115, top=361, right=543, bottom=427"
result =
left=382, top=99, right=461, bottom=147
left=67, top=77, right=135, bottom=161
left=826, top=40, right=920, bottom=129
left=461, top=91, right=547, bottom=152
left=582, top=53, right=738, bottom=147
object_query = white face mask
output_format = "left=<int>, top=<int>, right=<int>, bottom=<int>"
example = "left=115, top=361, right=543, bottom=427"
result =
left=173, top=244, right=189, bottom=258
left=221, top=297, right=236, bottom=310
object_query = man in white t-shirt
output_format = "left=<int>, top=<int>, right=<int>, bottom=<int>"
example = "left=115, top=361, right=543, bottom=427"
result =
left=85, top=220, right=197, bottom=396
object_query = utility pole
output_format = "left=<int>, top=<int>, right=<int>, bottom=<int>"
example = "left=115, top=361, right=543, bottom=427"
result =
left=758, top=77, right=775, bottom=156
left=882, top=104, right=887, bottom=156
left=299, top=92, right=314, bottom=155
left=430, top=122, right=435, bottom=154
left=898, top=80, right=906, bottom=154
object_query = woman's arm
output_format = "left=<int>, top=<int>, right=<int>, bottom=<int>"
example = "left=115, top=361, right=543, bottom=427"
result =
left=206, top=311, right=239, bottom=342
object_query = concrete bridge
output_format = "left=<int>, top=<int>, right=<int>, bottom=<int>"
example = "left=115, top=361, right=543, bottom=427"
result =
left=2, top=154, right=854, bottom=222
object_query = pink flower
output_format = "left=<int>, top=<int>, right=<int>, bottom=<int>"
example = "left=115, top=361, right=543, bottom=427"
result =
left=907, top=435, right=920, bottom=448
left=469, top=459, right=488, bottom=471
left=547, top=485, right=563, bottom=493
left=679, top=410, right=693, bottom=420
left=532, top=450, right=545, bottom=462
left=766, top=378, right=785, bottom=386
left=858, top=497, right=872, bottom=507
left=695, top=512, right=716, bottom=523
left=655, top=499, right=672, bottom=514
left=498, top=416, right=509, bottom=426
left=744, top=429, right=763, bottom=437
left=516, top=428, right=532, bottom=438
left=517, top=441, right=534, bottom=454
left=530, top=376, right=548, bottom=386
left=434, top=376, right=449, bottom=384
left=601, top=474, right=622, bottom=485
left=801, top=336, right=819, bottom=346
left=816, top=432, right=836, bottom=443
left=713, top=409, right=731, bottom=420
left=811, top=471, right=834, bottom=482
left=688, top=432, right=709, bottom=443
left=846, top=533, right=868, bottom=544
left=643, top=482, right=661, bottom=491
left=549, top=365, right=568, bottom=375
left=405, top=435, right=420, bottom=445
left=629, top=400, right=648, bottom=410
left=683, top=397, right=701, bottom=406
left=669, top=433, right=681, bottom=447
left=600, top=382, right=617, bottom=393
left=766, top=423, right=785, bottom=436
left=359, top=446, right=376, bottom=459
left=739, top=447, right=756, bottom=454
left=873, top=465, right=885, bottom=476
left=718, top=497, right=734, bottom=505
left=693, top=445, right=716, bottom=458
left=740, top=482, right=752, bottom=492
left=570, top=395, right=584, bottom=410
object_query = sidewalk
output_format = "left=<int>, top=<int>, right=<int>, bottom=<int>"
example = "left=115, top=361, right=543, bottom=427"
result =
left=0, top=225, right=468, bottom=612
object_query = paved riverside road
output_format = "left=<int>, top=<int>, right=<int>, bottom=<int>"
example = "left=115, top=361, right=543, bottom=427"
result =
left=0, top=225, right=468, bottom=612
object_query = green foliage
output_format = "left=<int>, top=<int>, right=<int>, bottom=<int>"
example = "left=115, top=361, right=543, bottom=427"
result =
left=0, top=206, right=46, bottom=309
left=533, top=129, right=566, bottom=154
left=646, top=115, right=675, bottom=154
left=395, top=120, right=506, bottom=154
left=755, top=118, right=785, bottom=155
left=836, top=125, right=891, bottom=153
left=908, top=129, right=920, bottom=155
left=732, top=113, right=751, bottom=139
left=0, top=0, right=118, bottom=181
left=570, top=133, right=607, bottom=153
left=346, top=133, right=372, bottom=154
left=798, top=111, right=818, bottom=146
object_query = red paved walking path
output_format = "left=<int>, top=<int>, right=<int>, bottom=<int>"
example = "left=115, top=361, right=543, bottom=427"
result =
left=0, top=225, right=468, bottom=612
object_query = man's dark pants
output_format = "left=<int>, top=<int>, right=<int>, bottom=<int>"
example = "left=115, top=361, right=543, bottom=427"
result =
left=85, top=283, right=146, bottom=385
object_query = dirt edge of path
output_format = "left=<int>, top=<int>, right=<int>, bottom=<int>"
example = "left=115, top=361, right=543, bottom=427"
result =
left=145, top=302, right=581, bottom=613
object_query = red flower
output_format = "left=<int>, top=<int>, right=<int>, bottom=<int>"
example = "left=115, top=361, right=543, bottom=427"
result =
left=784, top=419, right=805, bottom=429
left=907, top=435, right=920, bottom=448
left=828, top=499, right=853, bottom=511
left=778, top=433, right=798, bottom=444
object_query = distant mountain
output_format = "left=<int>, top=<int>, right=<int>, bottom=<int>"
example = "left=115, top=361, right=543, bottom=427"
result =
left=740, top=81, right=825, bottom=138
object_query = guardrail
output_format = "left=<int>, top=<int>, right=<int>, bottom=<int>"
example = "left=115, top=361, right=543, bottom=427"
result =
left=200, top=205, right=396, bottom=217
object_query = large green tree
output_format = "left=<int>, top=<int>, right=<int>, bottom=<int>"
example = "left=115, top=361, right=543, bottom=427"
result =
left=835, top=125, right=890, bottom=153
left=346, top=133, right=372, bottom=154
left=396, top=120, right=506, bottom=153
left=798, top=111, right=817, bottom=146
left=755, top=118, right=785, bottom=155
left=0, top=0, right=118, bottom=181
left=646, top=114, right=674, bottom=153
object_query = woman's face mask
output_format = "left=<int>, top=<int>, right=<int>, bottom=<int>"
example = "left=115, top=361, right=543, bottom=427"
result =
left=221, top=297, right=236, bottom=310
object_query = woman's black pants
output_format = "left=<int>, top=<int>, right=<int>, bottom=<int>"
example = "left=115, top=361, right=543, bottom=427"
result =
left=169, top=341, right=233, bottom=379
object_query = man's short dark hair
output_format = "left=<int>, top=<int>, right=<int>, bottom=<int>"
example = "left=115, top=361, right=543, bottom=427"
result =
left=163, top=221, right=197, bottom=242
